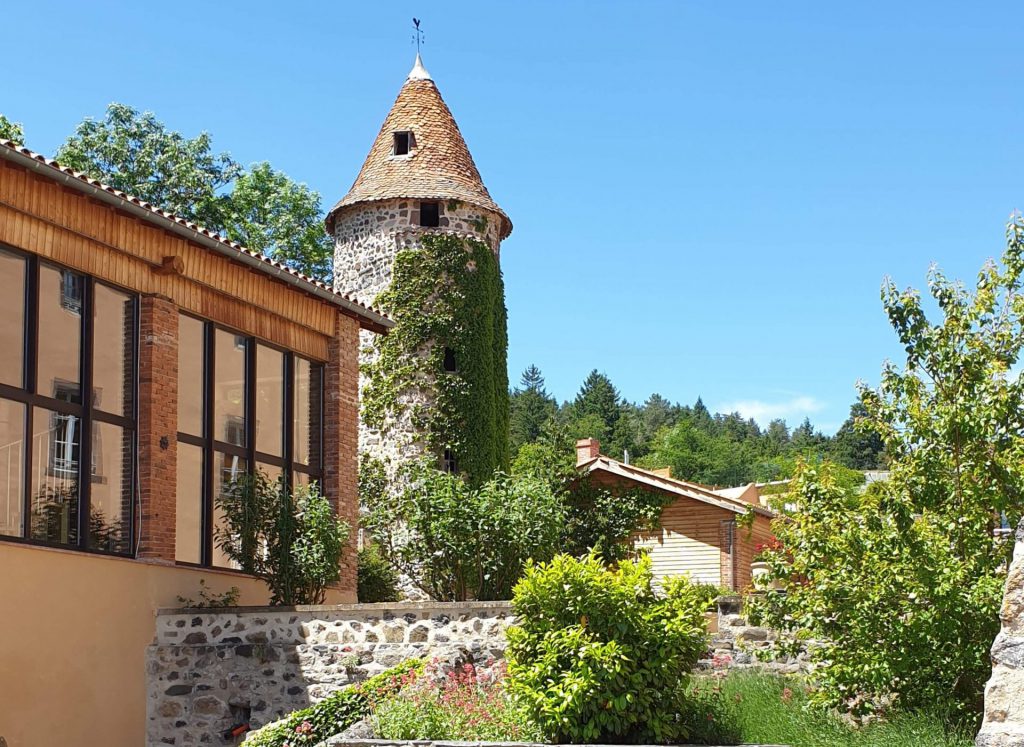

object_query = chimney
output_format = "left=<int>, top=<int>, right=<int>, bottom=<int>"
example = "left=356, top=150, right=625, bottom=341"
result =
left=576, top=438, right=600, bottom=466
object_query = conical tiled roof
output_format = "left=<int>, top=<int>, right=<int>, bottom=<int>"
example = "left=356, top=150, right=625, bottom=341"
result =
left=326, top=56, right=511, bottom=238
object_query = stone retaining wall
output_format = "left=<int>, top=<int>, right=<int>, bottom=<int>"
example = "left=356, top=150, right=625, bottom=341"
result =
left=699, top=596, right=815, bottom=675
left=147, top=599, right=808, bottom=746
left=147, top=602, right=513, bottom=746
left=977, top=521, right=1024, bottom=747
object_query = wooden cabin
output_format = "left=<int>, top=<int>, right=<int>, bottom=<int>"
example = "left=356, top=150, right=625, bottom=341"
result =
left=575, top=439, right=776, bottom=591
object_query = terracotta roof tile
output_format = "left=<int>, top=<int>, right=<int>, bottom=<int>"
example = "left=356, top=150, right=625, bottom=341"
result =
left=326, top=73, right=511, bottom=238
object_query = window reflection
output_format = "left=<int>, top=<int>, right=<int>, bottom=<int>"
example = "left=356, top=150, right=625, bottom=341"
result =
left=175, top=443, right=203, bottom=564
left=255, top=346, right=284, bottom=457
left=92, top=284, right=134, bottom=416
left=214, top=330, right=246, bottom=447
left=0, top=251, right=25, bottom=388
left=38, top=264, right=82, bottom=403
left=211, top=452, right=246, bottom=569
left=294, top=358, right=322, bottom=467
left=30, top=407, right=80, bottom=546
left=177, top=316, right=205, bottom=437
left=0, top=399, right=26, bottom=537
left=89, top=421, right=131, bottom=553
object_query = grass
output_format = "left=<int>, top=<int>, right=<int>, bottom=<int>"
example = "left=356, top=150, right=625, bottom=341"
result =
left=683, top=672, right=976, bottom=747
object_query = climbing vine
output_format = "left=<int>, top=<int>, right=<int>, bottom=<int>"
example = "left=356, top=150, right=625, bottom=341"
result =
left=362, top=233, right=510, bottom=486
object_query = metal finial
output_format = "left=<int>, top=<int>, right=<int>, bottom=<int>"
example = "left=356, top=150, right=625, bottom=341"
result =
left=412, top=17, right=424, bottom=53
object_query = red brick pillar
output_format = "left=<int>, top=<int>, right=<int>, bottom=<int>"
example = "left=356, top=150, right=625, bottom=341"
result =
left=137, top=295, right=178, bottom=561
left=323, top=312, right=361, bottom=600
left=720, top=520, right=736, bottom=592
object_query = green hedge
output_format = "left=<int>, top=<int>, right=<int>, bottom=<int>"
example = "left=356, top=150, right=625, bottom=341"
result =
left=244, top=658, right=423, bottom=747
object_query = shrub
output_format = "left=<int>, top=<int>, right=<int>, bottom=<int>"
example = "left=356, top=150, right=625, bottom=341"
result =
left=505, top=553, right=708, bottom=743
left=244, top=659, right=423, bottom=747
left=373, top=659, right=543, bottom=741
left=175, top=579, right=240, bottom=608
left=357, top=544, right=400, bottom=603
left=748, top=464, right=1003, bottom=721
left=366, top=463, right=565, bottom=600
left=215, top=472, right=349, bottom=605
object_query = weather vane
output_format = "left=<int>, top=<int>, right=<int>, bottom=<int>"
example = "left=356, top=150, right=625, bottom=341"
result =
left=412, top=17, right=424, bottom=53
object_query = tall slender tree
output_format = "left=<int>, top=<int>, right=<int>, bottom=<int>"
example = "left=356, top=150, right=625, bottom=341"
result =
left=509, top=365, right=558, bottom=455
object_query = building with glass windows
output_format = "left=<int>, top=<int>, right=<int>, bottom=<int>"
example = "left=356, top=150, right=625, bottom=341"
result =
left=0, top=138, right=390, bottom=747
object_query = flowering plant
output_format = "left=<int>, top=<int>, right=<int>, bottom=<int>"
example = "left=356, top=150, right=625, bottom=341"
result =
left=373, top=658, right=542, bottom=741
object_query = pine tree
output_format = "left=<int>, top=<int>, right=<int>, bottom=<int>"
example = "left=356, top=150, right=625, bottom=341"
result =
left=509, top=365, right=557, bottom=455
left=571, top=370, right=623, bottom=444
left=831, top=402, right=885, bottom=469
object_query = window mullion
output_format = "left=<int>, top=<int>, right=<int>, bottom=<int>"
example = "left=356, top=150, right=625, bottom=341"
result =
left=246, top=338, right=256, bottom=478
left=284, top=353, right=294, bottom=489
left=21, top=257, right=38, bottom=538
left=202, top=322, right=215, bottom=567
left=78, top=278, right=94, bottom=550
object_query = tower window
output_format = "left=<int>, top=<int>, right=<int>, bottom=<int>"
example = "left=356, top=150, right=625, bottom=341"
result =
left=442, top=346, right=457, bottom=373
left=393, top=131, right=412, bottom=156
left=419, top=202, right=440, bottom=228
left=443, top=448, right=458, bottom=474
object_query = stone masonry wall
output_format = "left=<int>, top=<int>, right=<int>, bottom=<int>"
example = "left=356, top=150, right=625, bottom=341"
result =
left=332, top=199, right=504, bottom=483
left=146, top=598, right=809, bottom=746
left=977, top=521, right=1024, bottom=747
left=699, top=596, right=816, bottom=676
left=146, top=602, right=513, bottom=746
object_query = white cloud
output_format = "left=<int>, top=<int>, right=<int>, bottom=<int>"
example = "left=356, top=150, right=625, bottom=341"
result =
left=716, top=395, right=825, bottom=426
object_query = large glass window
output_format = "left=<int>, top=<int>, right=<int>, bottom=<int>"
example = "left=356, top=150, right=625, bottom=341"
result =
left=175, top=443, right=203, bottom=564
left=215, top=330, right=247, bottom=448
left=37, top=264, right=83, bottom=404
left=0, top=248, right=136, bottom=554
left=0, top=400, right=26, bottom=537
left=177, top=315, right=205, bottom=437
left=256, top=345, right=284, bottom=457
left=175, top=314, right=324, bottom=567
left=0, top=250, right=25, bottom=388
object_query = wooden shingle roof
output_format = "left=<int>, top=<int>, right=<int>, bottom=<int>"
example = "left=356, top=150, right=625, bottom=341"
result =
left=326, top=56, right=511, bottom=238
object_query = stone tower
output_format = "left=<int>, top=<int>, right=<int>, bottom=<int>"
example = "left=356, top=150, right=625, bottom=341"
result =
left=327, top=54, right=512, bottom=477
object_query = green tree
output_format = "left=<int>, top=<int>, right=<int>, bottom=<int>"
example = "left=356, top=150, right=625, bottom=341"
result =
left=641, top=418, right=754, bottom=486
left=763, top=418, right=791, bottom=457
left=223, top=161, right=333, bottom=280
left=638, top=393, right=678, bottom=447
left=751, top=218, right=1024, bottom=720
left=571, top=370, right=622, bottom=442
left=509, top=365, right=557, bottom=455
left=790, top=416, right=826, bottom=453
left=0, top=114, right=24, bottom=146
left=215, top=472, right=350, bottom=605
left=830, top=402, right=885, bottom=469
left=55, top=103, right=334, bottom=282
left=370, top=463, right=564, bottom=601
left=56, top=103, right=238, bottom=227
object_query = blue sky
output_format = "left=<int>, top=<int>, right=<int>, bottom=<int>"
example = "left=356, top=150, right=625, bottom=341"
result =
left=4, top=1, right=1020, bottom=433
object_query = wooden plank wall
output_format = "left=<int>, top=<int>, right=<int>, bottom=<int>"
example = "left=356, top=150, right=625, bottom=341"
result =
left=633, top=500, right=730, bottom=587
left=0, top=160, right=336, bottom=360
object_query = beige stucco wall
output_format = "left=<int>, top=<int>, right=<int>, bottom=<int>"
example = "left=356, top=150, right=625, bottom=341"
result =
left=0, top=542, right=351, bottom=747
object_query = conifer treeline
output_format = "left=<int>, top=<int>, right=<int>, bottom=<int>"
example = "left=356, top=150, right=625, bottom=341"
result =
left=509, top=366, right=884, bottom=487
